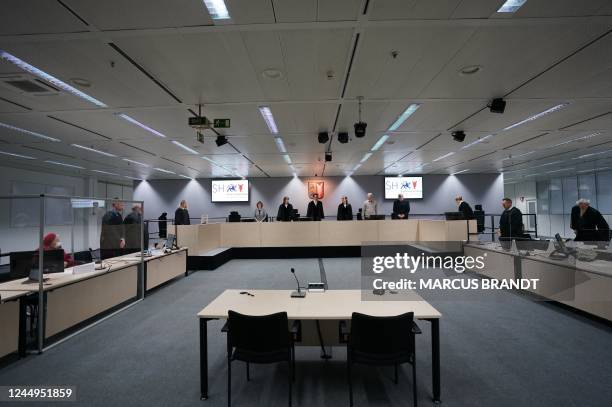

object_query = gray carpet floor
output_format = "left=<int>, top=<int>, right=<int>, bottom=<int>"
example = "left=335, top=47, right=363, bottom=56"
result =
left=0, top=258, right=611, bottom=407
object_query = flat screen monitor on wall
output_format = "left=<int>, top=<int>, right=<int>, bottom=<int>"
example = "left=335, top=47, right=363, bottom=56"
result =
left=384, top=177, right=423, bottom=199
left=211, top=179, right=250, bottom=202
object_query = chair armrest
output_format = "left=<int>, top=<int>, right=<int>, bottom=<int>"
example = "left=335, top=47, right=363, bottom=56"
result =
left=338, top=320, right=350, bottom=343
left=221, top=320, right=229, bottom=333
left=411, top=321, right=422, bottom=335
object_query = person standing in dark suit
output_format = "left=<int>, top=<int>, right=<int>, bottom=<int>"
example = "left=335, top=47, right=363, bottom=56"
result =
left=498, top=198, right=524, bottom=239
left=306, top=193, right=325, bottom=221
left=123, top=204, right=148, bottom=253
left=277, top=196, right=294, bottom=222
left=100, top=199, right=125, bottom=259
left=174, top=200, right=191, bottom=225
left=392, top=194, right=410, bottom=219
left=455, top=195, right=475, bottom=220
left=337, top=196, right=353, bottom=220
left=571, top=199, right=610, bottom=241
left=158, top=212, right=167, bottom=239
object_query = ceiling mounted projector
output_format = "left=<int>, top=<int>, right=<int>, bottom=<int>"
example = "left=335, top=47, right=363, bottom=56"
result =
left=318, top=131, right=329, bottom=144
left=215, top=135, right=228, bottom=147
left=452, top=131, right=466, bottom=142
left=489, top=98, right=506, bottom=114
left=338, top=132, right=349, bottom=144
left=354, top=121, right=367, bottom=138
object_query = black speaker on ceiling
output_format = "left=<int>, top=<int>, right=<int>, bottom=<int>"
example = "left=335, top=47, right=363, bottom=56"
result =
left=325, top=152, right=332, bottom=162
left=489, top=98, right=506, bottom=114
left=338, top=132, right=349, bottom=144
left=215, top=135, right=228, bottom=147
left=354, top=121, right=367, bottom=138
left=318, top=131, right=329, bottom=144
left=452, top=131, right=466, bottom=142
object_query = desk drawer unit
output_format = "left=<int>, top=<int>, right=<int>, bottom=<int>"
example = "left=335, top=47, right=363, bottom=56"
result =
left=0, top=301, right=19, bottom=358
left=146, top=251, right=187, bottom=291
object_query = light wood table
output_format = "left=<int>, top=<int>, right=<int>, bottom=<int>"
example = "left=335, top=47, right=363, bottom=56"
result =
left=197, top=289, right=442, bottom=402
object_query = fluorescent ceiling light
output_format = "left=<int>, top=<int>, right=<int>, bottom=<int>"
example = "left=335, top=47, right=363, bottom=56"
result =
left=45, top=160, right=84, bottom=169
left=532, top=160, right=562, bottom=168
left=432, top=152, right=455, bottom=162
left=71, top=144, right=116, bottom=157
left=371, top=135, right=389, bottom=152
left=92, top=169, right=119, bottom=176
left=274, top=137, right=287, bottom=153
left=154, top=167, right=175, bottom=174
left=497, top=0, right=527, bottom=13
left=502, top=103, right=568, bottom=132
left=360, top=152, right=373, bottom=163
left=550, top=132, right=601, bottom=148
left=124, top=175, right=143, bottom=180
left=118, top=114, right=166, bottom=138
left=179, top=174, right=193, bottom=179
left=123, top=158, right=150, bottom=167
left=452, top=169, right=470, bottom=175
left=0, top=121, right=61, bottom=142
left=388, top=104, right=420, bottom=131
left=172, top=140, right=199, bottom=155
left=577, top=167, right=609, bottom=173
left=0, top=50, right=107, bottom=108
left=352, top=163, right=362, bottom=171
left=502, top=151, right=535, bottom=161
left=0, top=150, right=35, bottom=159
left=282, top=154, right=292, bottom=165
left=575, top=149, right=612, bottom=159
left=547, top=168, right=572, bottom=174
left=461, top=134, right=493, bottom=150
left=525, top=173, right=542, bottom=177
left=258, top=106, right=278, bottom=134
left=203, top=0, right=230, bottom=19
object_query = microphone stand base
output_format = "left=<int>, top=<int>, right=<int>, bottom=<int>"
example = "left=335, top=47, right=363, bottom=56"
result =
left=290, top=291, right=307, bottom=298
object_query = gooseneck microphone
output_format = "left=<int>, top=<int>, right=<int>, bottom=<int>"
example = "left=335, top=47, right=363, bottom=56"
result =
left=290, top=267, right=306, bottom=298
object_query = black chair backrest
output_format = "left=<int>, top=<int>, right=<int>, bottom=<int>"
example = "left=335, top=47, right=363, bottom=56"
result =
left=228, top=310, right=290, bottom=353
left=350, top=312, right=414, bottom=355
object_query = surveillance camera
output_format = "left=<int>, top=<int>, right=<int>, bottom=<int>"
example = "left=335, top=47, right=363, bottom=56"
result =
left=354, top=122, right=367, bottom=138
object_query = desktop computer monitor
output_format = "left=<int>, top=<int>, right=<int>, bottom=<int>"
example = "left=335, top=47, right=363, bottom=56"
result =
left=10, top=250, right=65, bottom=282
left=165, top=234, right=176, bottom=249
left=444, top=212, right=463, bottom=221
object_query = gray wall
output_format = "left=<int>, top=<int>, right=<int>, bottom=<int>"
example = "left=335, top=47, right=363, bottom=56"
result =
left=134, top=174, right=504, bottom=221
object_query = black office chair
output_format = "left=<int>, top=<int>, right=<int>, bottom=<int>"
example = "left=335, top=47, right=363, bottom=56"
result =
left=341, top=312, right=421, bottom=407
left=223, top=311, right=300, bottom=407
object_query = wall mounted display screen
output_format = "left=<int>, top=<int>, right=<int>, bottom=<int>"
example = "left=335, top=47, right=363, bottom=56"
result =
left=384, top=177, right=423, bottom=199
left=211, top=179, right=250, bottom=202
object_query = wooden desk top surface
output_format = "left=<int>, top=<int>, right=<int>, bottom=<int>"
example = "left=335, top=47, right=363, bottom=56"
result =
left=198, top=289, right=441, bottom=320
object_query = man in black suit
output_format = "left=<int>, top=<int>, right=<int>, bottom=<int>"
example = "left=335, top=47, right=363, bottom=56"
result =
left=571, top=199, right=610, bottom=241
left=337, top=196, right=353, bottom=220
left=123, top=204, right=148, bottom=253
left=277, top=196, right=294, bottom=221
left=306, top=193, right=325, bottom=221
left=100, top=199, right=126, bottom=259
left=498, top=198, right=524, bottom=239
left=455, top=195, right=475, bottom=220
left=392, top=194, right=410, bottom=219
left=174, top=200, right=191, bottom=225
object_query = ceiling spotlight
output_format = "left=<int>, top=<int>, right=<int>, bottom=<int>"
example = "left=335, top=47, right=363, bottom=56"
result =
left=338, top=132, right=349, bottom=144
left=215, top=135, right=228, bottom=147
left=318, top=131, right=329, bottom=144
left=458, top=65, right=482, bottom=76
left=354, top=96, right=367, bottom=138
left=452, top=131, right=466, bottom=142
left=489, top=98, right=506, bottom=114
left=325, top=152, right=332, bottom=162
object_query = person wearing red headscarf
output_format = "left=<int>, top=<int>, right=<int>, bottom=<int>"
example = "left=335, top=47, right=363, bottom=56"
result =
left=42, top=233, right=74, bottom=268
